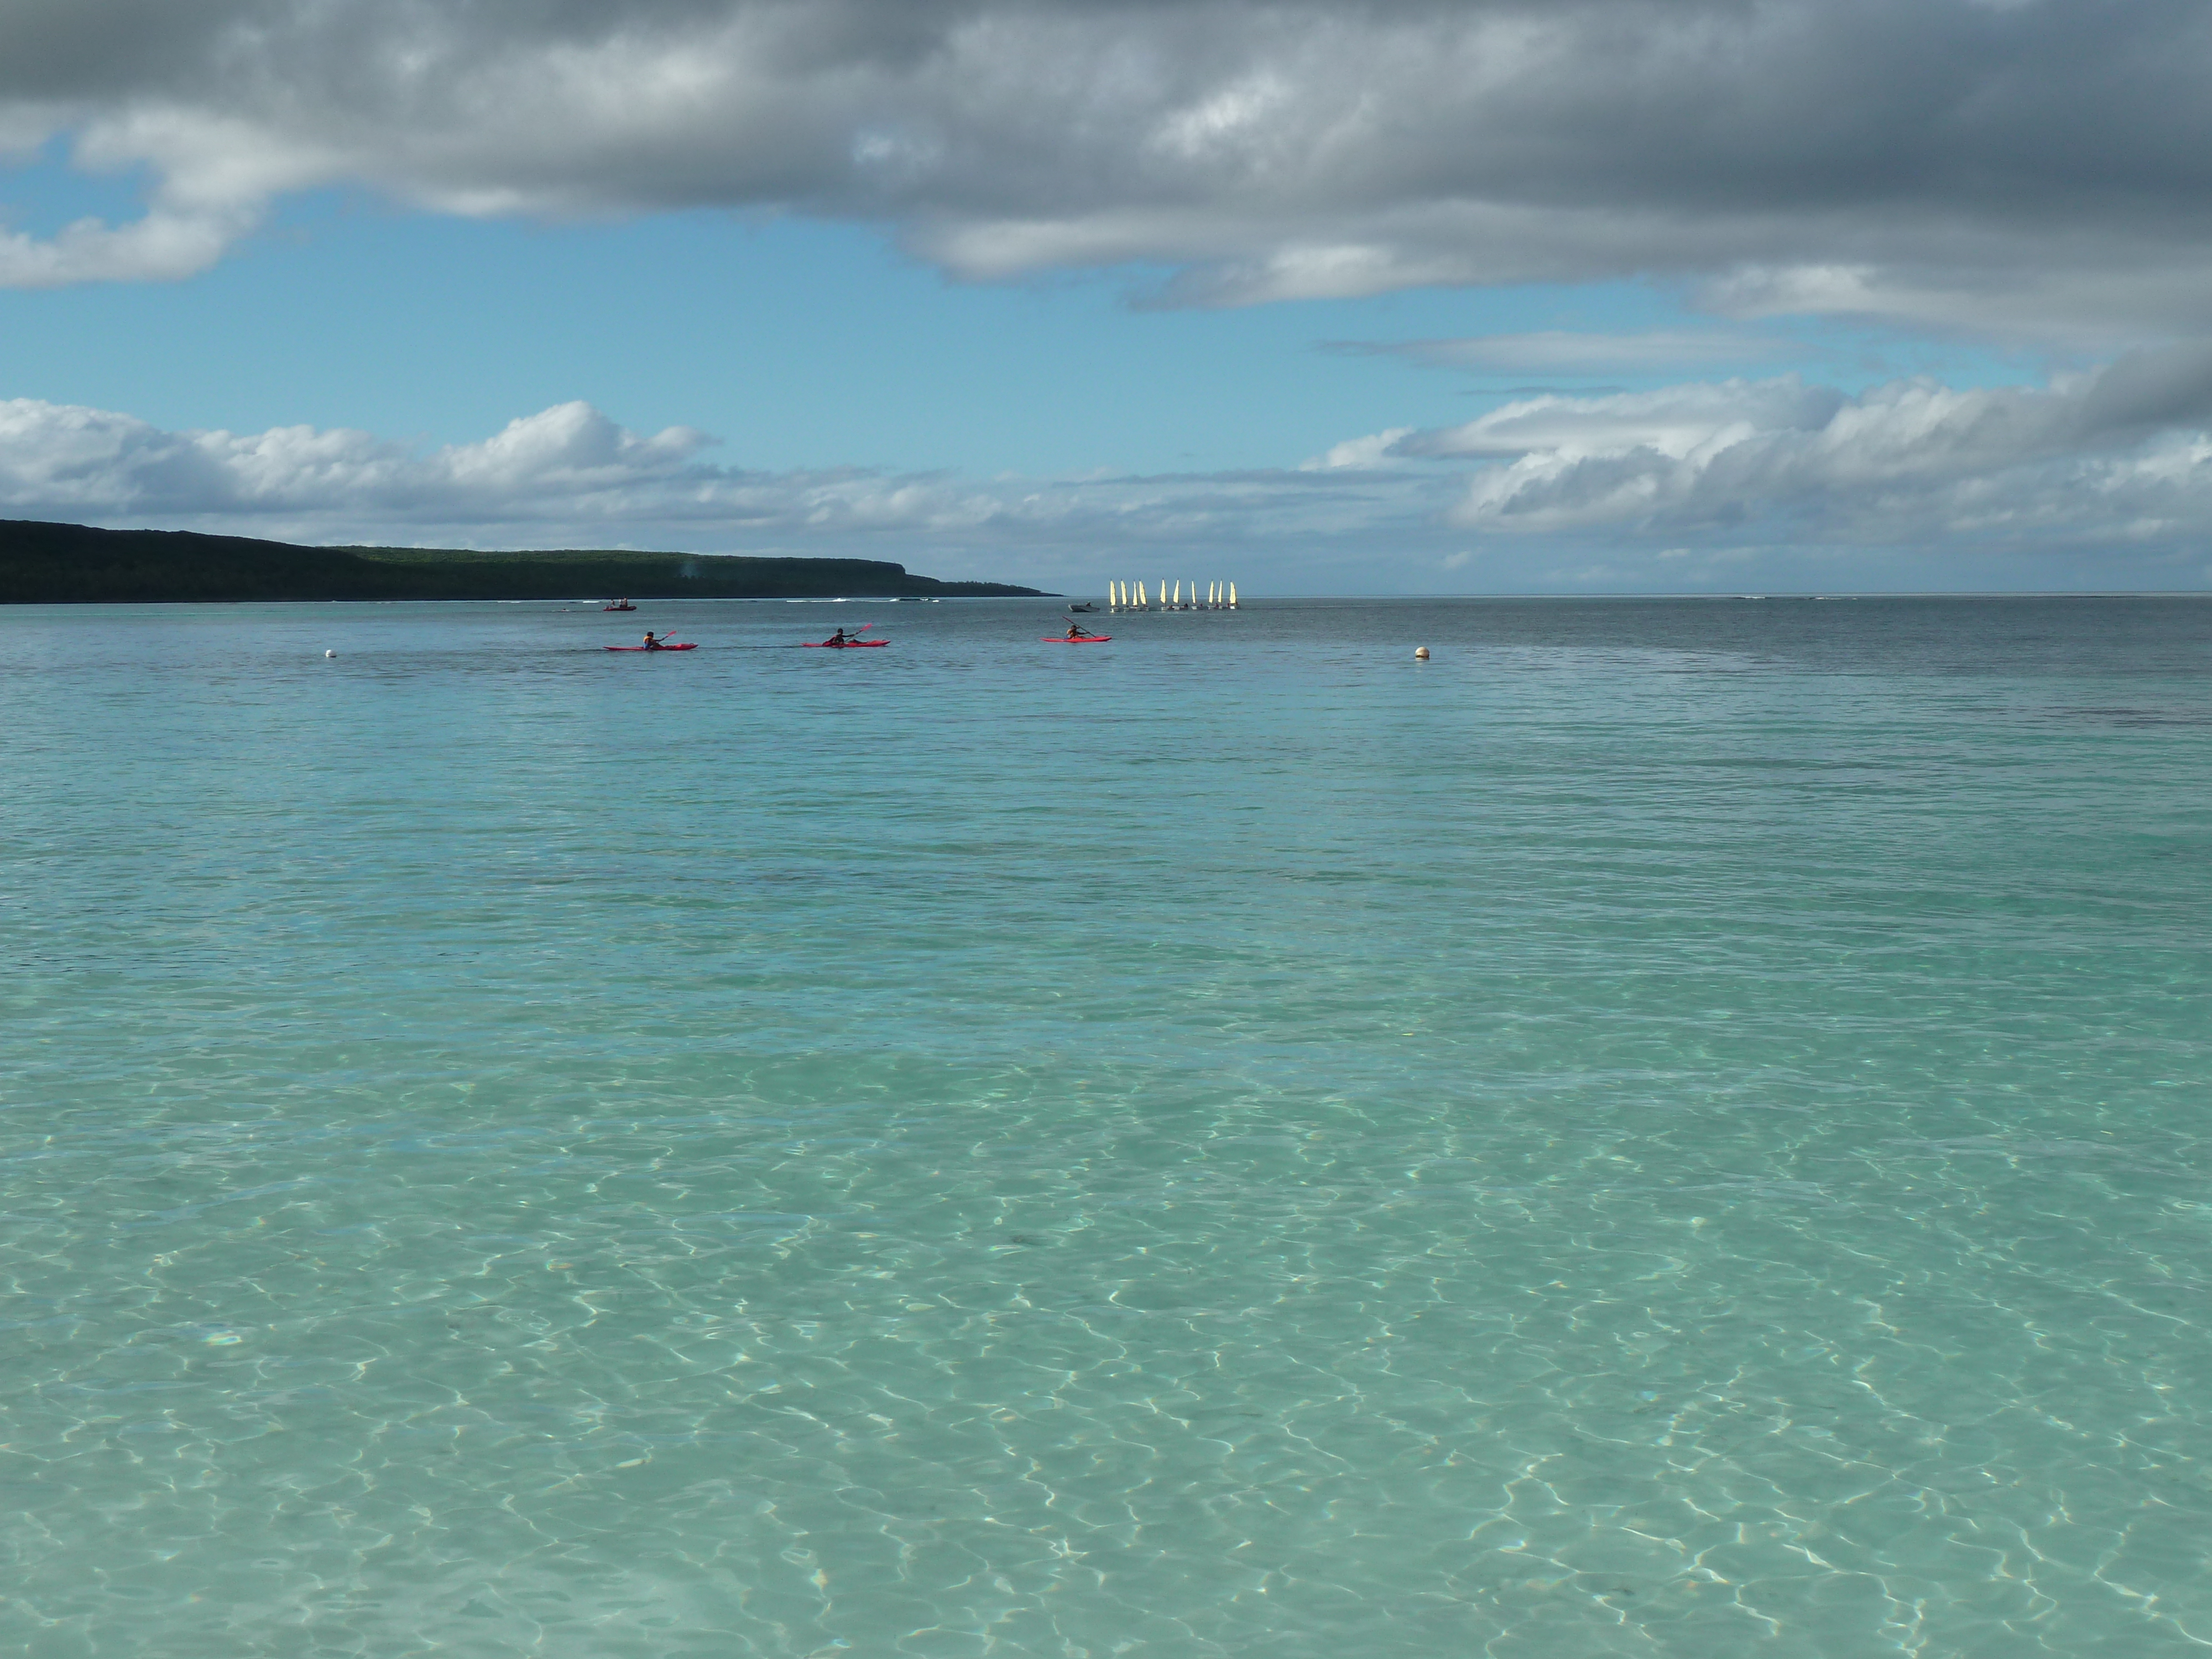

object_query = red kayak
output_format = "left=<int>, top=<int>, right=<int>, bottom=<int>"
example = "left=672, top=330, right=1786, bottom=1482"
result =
left=1044, top=635, right=1111, bottom=643
left=604, top=643, right=697, bottom=651
left=805, top=639, right=889, bottom=648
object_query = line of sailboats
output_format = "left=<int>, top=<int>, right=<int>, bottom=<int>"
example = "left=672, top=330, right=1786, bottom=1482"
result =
left=1108, top=581, right=1238, bottom=612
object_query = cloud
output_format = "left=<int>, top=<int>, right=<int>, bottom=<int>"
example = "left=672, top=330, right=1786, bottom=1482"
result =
left=1332, top=331, right=1800, bottom=375
left=0, top=1, right=2210, bottom=339
left=17, top=351, right=2212, bottom=575
left=13, top=346, right=2212, bottom=595
left=0, top=395, right=1460, bottom=583
left=1302, top=427, right=1416, bottom=471
left=0, top=399, right=724, bottom=519
left=1408, top=345, right=2212, bottom=544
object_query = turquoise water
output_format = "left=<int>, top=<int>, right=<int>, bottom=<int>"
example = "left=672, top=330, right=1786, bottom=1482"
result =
left=4, top=594, right=2209, bottom=1658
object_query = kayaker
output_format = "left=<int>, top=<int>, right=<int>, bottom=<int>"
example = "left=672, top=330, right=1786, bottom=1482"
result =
left=1066, top=624, right=1097, bottom=639
left=826, top=628, right=851, bottom=646
left=641, top=631, right=664, bottom=651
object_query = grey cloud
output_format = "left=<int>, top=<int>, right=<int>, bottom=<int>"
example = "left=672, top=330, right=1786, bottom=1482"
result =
left=2, top=1, right=2212, bottom=337
left=1331, top=331, right=1799, bottom=374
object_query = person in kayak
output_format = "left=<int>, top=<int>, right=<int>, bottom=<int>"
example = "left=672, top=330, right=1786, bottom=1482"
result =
left=1066, top=623, right=1099, bottom=639
left=641, top=631, right=664, bottom=650
left=825, top=627, right=853, bottom=645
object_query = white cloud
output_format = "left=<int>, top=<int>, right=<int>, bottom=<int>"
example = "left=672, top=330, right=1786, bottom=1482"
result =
left=0, top=395, right=1455, bottom=578
left=11, top=356, right=2212, bottom=589
left=0, top=1, right=2210, bottom=340
left=0, top=200, right=249, bottom=286
left=1302, top=428, right=1415, bottom=471
left=1420, top=347, right=2212, bottom=544
left=0, top=399, right=721, bottom=517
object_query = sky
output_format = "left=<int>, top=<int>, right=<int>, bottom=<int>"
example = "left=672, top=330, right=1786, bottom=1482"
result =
left=4, top=0, right=2212, bottom=593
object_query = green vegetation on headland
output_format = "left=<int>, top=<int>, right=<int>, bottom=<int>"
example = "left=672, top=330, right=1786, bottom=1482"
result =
left=0, top=519, right=1049, bottom=603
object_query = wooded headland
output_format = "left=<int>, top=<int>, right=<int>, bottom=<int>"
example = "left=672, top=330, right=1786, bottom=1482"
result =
left=0, top=520, right=1048, bottom=602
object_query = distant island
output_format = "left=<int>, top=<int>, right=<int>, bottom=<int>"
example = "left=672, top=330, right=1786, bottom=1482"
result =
left=0, top=519, right=1049, bottom=603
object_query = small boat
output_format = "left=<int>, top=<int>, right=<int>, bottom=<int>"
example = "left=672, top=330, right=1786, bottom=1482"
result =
left=1067, top=603, right=1098, bottom=613
left=603, top=642, right=695, bottom=652
left=805, top=638, right=889, bottom=648
left=603, top=600, right=637, bottom=612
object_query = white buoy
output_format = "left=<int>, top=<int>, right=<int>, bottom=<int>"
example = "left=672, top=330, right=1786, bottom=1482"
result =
left=325, top=649, right=336, bottom=658
left=1414, top=645, right=1430, bottom=660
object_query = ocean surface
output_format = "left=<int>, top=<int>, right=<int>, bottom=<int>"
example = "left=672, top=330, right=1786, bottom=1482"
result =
left=3, top=593, right=2208, bottom=1658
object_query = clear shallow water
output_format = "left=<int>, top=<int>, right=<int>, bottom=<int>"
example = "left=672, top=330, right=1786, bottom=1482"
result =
left=3, top=593, right=2209, bottom=1658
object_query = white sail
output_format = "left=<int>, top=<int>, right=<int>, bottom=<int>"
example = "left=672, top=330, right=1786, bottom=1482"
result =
left=1138, top=581, right=1146, bottom=608
left=1229, top=582, right=1238, bottom=608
